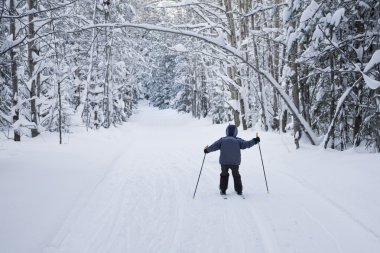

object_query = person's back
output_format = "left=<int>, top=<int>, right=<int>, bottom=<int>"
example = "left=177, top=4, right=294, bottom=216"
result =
left=204, top=125, right=260, bottom=195
left=219, top=136, right=243, bottom=165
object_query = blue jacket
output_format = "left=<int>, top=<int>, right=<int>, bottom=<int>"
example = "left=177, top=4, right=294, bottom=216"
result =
left=206, top=125, right=258, bottom=166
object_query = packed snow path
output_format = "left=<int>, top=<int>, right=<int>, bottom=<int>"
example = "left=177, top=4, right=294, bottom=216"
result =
left=1, top=103, right=380, bottom=253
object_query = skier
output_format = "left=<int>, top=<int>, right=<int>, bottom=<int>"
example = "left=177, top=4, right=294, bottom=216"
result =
left=204, top=125, right=260, bottom=196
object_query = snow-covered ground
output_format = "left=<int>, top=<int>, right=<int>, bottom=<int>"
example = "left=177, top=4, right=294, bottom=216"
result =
left=1, top=103, right=380, bottom=253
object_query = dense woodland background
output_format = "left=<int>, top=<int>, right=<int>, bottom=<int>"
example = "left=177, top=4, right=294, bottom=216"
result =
left=1, top=0, right=379, bottom=151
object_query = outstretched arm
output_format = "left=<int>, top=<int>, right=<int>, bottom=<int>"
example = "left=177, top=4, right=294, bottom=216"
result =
left=205, top=138, right=222, bottom=153
left=239, top=137, right=260, bottom=149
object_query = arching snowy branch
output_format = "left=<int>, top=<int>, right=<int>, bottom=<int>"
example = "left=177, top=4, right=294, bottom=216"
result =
left=70, top=22, right=319, bottom=145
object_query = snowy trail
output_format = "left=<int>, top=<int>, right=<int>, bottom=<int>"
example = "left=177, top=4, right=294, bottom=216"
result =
left=44, top=104, right=380, bottom=253
left=2, top=103, right=380, bottom=253
left=44, top=105, right=267, bottom=253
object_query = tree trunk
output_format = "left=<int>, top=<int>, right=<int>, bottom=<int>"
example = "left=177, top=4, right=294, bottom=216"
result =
left=281, top=46, right=288, bottom=133
left=58, top=81, right=62, bottom=144
left=103, top=1, right=111, bottom=128
left=273, top=0, right=282, bottom=83
left=200, top=65, right=208, bottom=118
left=264, top=8, right=280, bottom=130
left=329, top=52, right=336, bottom=149
left=250, top=2, right=268, bottom=131
left=323, top=77, right=362, bottom=149
left=84, top=0, right=98, bottom=131
left=299, top=42, right=310, bottom=128
left=237, top=0, right=251, bottom=130
left=192, top=59, right=198, bottom=118
left=290, top=42, right=301, bottom=148
left=224, top=0, right=241, bottom=127
left=353, top=83, right=363, bottom=147
left=9, top=0, right=20, bottom=141
left=27, top=0, right=39, bottom=137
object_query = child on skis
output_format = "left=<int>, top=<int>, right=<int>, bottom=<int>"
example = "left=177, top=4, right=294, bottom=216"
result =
left=204, top=125, right=260, bottom=196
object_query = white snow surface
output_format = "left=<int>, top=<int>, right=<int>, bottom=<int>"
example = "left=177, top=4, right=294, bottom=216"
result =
left=1, top=102, right=380, bottom=253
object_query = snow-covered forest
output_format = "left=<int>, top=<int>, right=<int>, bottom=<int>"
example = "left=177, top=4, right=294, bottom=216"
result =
left=1, top=2, right=380, bottom=253
left=1, top=0, right=380, bottom=151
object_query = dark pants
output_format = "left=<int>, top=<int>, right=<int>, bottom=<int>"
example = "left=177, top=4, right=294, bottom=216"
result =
left=220, top=165, right=242, bottom=193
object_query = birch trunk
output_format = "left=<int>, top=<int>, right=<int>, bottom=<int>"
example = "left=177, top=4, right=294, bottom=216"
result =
left=238, top=0, right=250, bottom=130
left=224, top=0, right=241, bottom=127
left=250, top=1, right=268, bottom=130
left=84, top=0, right=98, bottom=130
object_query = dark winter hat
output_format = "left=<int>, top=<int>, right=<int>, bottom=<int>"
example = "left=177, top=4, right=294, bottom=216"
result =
left=226, top=125, right=238, bottom=137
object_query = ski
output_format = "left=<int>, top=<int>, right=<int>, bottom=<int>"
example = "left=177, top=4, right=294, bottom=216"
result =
left=239, top=194, right=246, bottom=199
left=220, top=193, right=227, bottom=199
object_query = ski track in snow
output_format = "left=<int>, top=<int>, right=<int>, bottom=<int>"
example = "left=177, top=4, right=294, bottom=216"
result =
left=43, top=105, right=267, bottom=253
left=277, top=169, right=380, bottom=241
left=250, top=160, right=380, bottom=253
left=32, top=104, right=380, bottom=253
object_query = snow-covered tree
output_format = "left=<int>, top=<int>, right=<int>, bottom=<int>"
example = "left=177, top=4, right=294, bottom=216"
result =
left=1, top=0, right=379, bottom=151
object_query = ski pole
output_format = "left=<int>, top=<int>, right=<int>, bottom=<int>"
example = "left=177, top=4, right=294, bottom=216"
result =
left=193, top=153, right=206, bottom=199
left=257, top=132, right=270, bottom=194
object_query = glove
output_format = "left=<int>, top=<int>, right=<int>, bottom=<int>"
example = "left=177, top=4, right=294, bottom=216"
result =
left=204, top=145, right=209, bottom=154
left=254, top=137, right=260, bottom=143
